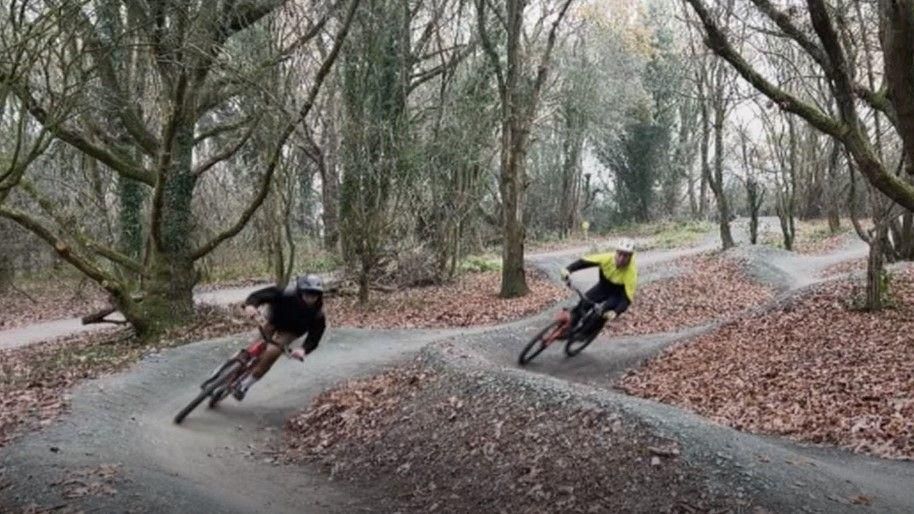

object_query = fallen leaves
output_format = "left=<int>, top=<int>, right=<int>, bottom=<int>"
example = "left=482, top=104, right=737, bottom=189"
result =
left=280, top=362, right=751, bottom=513
left=620, top=268, right=914, bottom=460
left=761, top=220, right=852, bottom=255
left=287, top=367, right=435, bottom=455
left=610, top=255, right=773, bottom=337
left=325, top=269, right=565, bottom=329
left=0, top=304, right=249, bottom=448
left=821, top=258, right=867, bottom=278
left=0, top=278, right=108, bottom=330
left=52, top=464, right=122, bottom=500
left=794, top=234, right=848, bottom=255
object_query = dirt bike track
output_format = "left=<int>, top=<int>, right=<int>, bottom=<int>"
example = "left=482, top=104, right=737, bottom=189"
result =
left=4, top=220, right=914, bottom=513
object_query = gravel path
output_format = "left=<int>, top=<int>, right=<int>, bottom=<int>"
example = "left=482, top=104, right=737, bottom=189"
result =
left=5, top=220, right=907, bottom=514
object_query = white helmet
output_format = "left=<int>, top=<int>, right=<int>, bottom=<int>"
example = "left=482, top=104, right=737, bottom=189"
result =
left=617, top=238, right=636, bottom=254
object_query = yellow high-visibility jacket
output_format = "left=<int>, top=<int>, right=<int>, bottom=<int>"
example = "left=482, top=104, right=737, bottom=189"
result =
left=581, top=252, right=638, bottom=301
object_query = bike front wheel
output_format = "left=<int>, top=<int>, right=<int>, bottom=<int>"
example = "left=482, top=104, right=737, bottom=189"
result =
left=174, top=360, right=243, bottom=424
left=564, top=314, right=601, bottom=357
left=519, top=320, right=563, bottom=366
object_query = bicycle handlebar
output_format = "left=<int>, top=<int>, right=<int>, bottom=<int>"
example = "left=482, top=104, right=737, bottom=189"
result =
left=565, top=280, right=593, bottom=306
left=564, top=277, right=620, bottom=320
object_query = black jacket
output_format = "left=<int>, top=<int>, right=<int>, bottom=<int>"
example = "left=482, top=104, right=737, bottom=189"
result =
left=244, top=286, right=326, bottom=353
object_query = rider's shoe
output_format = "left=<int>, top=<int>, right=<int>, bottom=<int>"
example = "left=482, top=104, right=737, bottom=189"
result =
left=232, top=384, right=246, bottom=401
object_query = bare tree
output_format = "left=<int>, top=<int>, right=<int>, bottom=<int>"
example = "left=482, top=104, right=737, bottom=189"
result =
left=0, top=0, right=360, bottom=336
left=683, top=0, right=914, bottom=211
left=336, top=0, right=474, bottom=303
left=682, top=0, right=914, bottom=308
left=736, top=123, right=764, bottom=244
left=477, top=0, right=574, bottom=297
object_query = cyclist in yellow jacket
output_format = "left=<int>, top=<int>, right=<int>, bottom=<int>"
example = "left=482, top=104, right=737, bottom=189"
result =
left=559, top=238, right=637, bottom=338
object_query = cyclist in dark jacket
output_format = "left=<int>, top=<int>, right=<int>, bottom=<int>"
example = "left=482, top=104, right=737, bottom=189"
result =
left=233, top=274, right=326, bottom=400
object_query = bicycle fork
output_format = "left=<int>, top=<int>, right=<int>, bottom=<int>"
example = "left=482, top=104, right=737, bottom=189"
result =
left=200, top=350, right=249, bottom=389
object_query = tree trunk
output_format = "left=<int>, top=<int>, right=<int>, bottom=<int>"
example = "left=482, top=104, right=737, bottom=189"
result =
left=866, top=220, right=888, bottom=311
left=797, top=128, right=823, bottom=220
left=699, top=101, right=711, bottom=219
left=499, top=126, right=529, bottom=298
left=321, top=98, right=342, bottom=252
left=558, top=126, right=583, bottom=237
left=320, top=160, right=341, bottom=252
left=746, top=178, right=763, bottom=245
left=119, top=177, right=145, bottom=258
left=664, top=100, right=695, bottom=216
left=358, top=257, right=370, bottom=305
left=750, top=213, right=759, bottom=244
left=901, top=212, right=914, bottom=259
left=477, top=0, right=570, bottom=296
left=777, top=203, right=795, bottom=251
left=0, top=252, right=11, bottom=293
left=497, top=0, right=530, bottom=299
left=127, top=250, right=196, bottom=337
left=710, top=92, right=734, bottom=249
left=825, top=141, right=842, bottom=234
left=688, top=171, right=699, bottom=218
left=133, top=123, right=198, bottom=337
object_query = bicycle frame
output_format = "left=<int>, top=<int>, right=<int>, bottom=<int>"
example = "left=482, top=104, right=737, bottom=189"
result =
left=542, top=283, right=596, bottom=346
left=175, top=324, right=301, bottom=424
left=202, top=328, right=298, bottom=400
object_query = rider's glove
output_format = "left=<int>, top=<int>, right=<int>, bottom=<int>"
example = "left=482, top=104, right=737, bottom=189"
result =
left=560, top=268, right=570, bottom=282
left=244, top=304, right=260, bottom=320
left=603, top=308, right=617, bottom=320
left=290, top=348, right=306, bottom=361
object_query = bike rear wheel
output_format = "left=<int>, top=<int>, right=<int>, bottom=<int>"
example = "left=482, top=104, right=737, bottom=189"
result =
left=564, top=314, right=600, bottom=357
left=174, top=361, right=243, bottom=424
left=518, top=320, right=563, bottom=366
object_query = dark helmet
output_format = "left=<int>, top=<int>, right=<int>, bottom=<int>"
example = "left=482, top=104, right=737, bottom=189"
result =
left=296, top=274, right=324, bottom=295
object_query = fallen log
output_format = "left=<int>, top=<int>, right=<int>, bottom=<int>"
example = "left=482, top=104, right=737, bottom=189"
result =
left=81, top=306, right=126, bottom=325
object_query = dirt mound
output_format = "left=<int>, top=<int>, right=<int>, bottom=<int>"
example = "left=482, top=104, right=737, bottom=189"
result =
left=281, top=361, right=750, bottom=513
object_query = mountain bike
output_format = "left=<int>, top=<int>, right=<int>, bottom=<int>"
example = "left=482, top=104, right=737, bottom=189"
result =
left=518, top=283, right=607, bottom=365
left=174, top=326, right=302, bottom=424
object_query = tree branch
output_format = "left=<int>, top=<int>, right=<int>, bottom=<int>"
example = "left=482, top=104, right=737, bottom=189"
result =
left=749, top=0, right=831, bottom=72
left=74, top=7, right=161, bottom=156
left=684, top=0, right=845, bottom=138
left=806, top=0, right=857, bottom=123
left=10, top=82, right=154, bottom=185
left=475, top=0, right=506, bottom=96
left=879, top=0, right=914, bottom=174
left=529, top=0, right=574, bottom=115
left=408, top=42, right=475, bottom=93
left=686, top=0, right=914, bottom=211
left=198, top=6, right=333, bottom=114
left=1, top=105, right=52, bottom=201
left=222, top=0, right=287, bottom=36
left=19, top=180, right=144, bottom=274
left=194, top=113, right=256, bottom=144
left=193, top=123, right=257, bottom=176
left=0, top=204, right=123, bottom=293
left=191, top=0, right=361, bottom=260
left=852, top=83, right=898, bottom=125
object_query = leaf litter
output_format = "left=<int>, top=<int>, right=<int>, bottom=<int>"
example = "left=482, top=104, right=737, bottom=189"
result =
left=621, top=268, right=914, bottom=460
